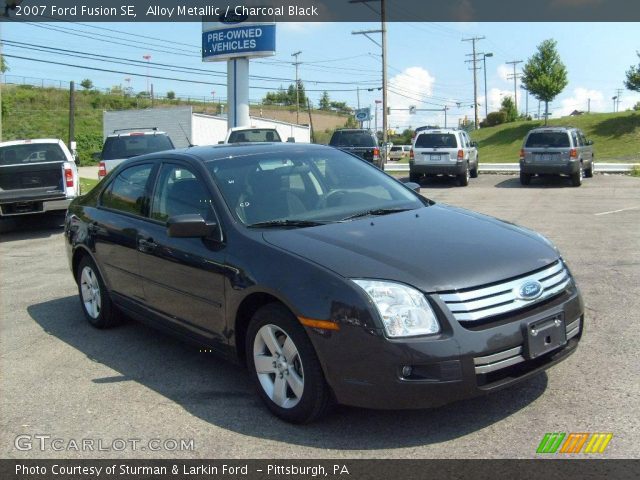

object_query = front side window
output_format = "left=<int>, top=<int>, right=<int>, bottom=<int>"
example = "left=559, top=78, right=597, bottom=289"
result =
left=101, top=164, right=153, bottom=216
left=150, top=164, right=213, bottom=222
left=207, top=148, right=425, bottom=225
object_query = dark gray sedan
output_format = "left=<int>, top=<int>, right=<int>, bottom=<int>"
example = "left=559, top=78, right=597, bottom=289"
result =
left=64, top=143, right=583, bottom=423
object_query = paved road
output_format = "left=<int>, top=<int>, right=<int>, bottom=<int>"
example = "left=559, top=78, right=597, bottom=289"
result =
left=1, top=174, right=638, bottom=459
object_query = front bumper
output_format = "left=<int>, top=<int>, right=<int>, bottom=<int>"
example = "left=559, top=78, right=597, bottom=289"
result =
left=309, top=283, right=583, bottom=410
left=410, top=161, right=466, bottom=176
left=520, top=161, right=579, bottom=176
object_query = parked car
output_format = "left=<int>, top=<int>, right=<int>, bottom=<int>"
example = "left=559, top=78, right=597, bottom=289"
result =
left=520, top=126, right=594, bottom=186
left=96, top=128, right=175, bottom=178
left=329, top=128, right=381, bottom=165
left=65, top=143, right=583, bottom=423
left=410, top=128, right=479, bottom=186
left=224, top=127, right=284, bottom=144
left=0, top=139, right=79, bottom=217
left=389, top=145, right=411, bottom=161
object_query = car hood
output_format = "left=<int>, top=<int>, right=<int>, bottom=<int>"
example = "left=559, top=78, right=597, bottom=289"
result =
left=262, top=205, right=559, bottom=292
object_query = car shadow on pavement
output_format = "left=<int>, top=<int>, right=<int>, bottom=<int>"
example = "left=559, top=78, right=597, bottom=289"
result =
left=28, top=296, right=548, bottom=450
left=495, top=177, right=577, bottom=189
left=0, top=213, right=66, bottom=241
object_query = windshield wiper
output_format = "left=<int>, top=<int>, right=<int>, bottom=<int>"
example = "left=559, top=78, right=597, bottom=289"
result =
left=341, top=208, right=414, bottom=221
left=247, top=219, right=330, bottom=229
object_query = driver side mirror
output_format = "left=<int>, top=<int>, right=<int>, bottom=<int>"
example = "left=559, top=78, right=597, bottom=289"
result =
left=403, top=181, right=421, bottom=193
left=586, top=140, right=594, bottom=145
left=167, top=214, right=218, bottom=238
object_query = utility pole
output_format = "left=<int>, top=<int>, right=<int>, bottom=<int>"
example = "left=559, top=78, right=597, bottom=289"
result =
left=520, top=85, right=529, bottom=117
left=506, top=60, right=523, bottom=114
left=350, top=0, right=388, bottom=160
left=444, top=106, right=448, bottom=128
left=481, top=52, right=493, bottom=121
left=587, top=98, right=591, bottom=113
left=615, top=88, right=623, bottom=112
left=291, top=51, right=302, bottom=124
left=68, top=81, right=75, bottom=148
left=462, top=36, right=484, bottom=129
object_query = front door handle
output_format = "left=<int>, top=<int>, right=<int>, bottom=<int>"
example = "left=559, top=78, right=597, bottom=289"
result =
left=138, top=238, right=157, bottom=253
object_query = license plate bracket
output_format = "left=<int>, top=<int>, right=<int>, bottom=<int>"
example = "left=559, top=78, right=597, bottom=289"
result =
left=523, top=313, right=566, bottom=360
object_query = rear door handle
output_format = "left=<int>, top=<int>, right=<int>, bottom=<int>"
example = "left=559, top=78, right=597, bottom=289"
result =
left=138, top=238, right=157, bottom=252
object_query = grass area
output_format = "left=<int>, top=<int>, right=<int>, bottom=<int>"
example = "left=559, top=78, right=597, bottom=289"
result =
left=470, top=111, right=640, bottom=163
left=80, top=177, right=99, bottom=195
left=631, top=165, right=640, bottom=177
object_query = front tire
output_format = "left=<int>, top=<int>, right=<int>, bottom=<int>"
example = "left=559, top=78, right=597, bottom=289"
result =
left=571, top=163, right=583, bottom=187
left=470, top=158, right=479, bottom=178
left=584, top=158, right=594, bottom=178
left=77, top=256, right=120, bottom=328
left=246, top=304, right=331, bottom=423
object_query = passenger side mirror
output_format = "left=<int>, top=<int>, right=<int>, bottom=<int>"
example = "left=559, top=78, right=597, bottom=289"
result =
left=167, top=214, right=217, bottom=238
left=586, top=140, right=594, bottom=145
left=218, top=141, right=225, bottom=144
left=92, top=152, right=101, bottom=160
left=403, top=181, right=421, bottom=193
left=286, top=137, right=296, bottom=143
left=471, top=141, right=478, bottom=147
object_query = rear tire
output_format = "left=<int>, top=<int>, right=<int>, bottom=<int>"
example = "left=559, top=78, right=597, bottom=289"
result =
left=246, top=303, right=332, bottom=423
left=458, top=163, right=470, bottom=187
left=76, top=256, right=120, bottom=329
left=571, top=163, right=583, bottom=187
left=520, top=172, right=531, bottom=185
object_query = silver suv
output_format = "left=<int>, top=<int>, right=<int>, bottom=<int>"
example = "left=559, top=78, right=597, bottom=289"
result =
left=410, top=128, right=479, bottom=186
left=520, top=127, right=594, bottom=187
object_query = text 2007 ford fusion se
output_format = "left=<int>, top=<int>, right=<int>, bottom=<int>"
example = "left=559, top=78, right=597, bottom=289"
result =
left=64, top=143, right=583, bottom=423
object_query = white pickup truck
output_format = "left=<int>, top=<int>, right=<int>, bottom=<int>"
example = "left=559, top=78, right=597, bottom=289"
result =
left=0, top=139, right=80, bottom=217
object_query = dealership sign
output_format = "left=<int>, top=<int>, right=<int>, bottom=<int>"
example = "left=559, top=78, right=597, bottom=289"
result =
left=202, top=18, right=276, bottom=62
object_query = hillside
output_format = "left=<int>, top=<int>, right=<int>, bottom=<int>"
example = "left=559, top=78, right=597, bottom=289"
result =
left=470, top=111, right=640, bottom=163
left=0, top=84, right=350, bottom=164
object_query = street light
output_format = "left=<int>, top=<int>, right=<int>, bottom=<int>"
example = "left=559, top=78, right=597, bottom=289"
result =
left=142, top=54, right=151, bottom=95
left=482, top=53, right=493, bottom=121
left=612, top=96, right=618, bottom=112
left=520, top=84, right=529, bottom=117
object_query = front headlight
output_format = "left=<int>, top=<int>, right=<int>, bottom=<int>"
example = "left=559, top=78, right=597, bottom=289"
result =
left=352, top=280, right=440, bottom=337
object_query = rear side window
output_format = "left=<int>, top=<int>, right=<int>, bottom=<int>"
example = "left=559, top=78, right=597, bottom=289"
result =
left=415, top=134, right=457, bottom=149
left=101, top=163, right=153, bottom=216
left=525, top=132, right=570, bottom=148
left=228, top=129, right=282, bottom=143
left=329, top=131, right=377, bottom=147
left=102, top=135, right=174, bottom=160
left=0, top=143, right=67, bottom=166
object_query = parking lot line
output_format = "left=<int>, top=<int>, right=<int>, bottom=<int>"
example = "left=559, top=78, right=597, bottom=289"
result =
left=593, top=206, right=640, bottom=216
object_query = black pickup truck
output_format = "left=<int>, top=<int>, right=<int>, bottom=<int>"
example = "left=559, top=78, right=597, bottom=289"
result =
left=0, top=139, right=80, bottom=217
left=329, top=129, right=381, bottom=166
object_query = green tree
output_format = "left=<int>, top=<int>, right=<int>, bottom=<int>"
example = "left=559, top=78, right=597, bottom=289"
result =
left=625, top=52, right=640, bottom=92
left=80, top=78, right=93, bottom=90
left=521, top=39, right=568, bottom=125
left=296, top=79, right=307, bottom=107
left=500, top=96, right=518, bottom=122
left=166, top=90, right=176, bottom=100
left=319, top=91, right=330, bottom=110
left=0, top=55, right=9, bottom=73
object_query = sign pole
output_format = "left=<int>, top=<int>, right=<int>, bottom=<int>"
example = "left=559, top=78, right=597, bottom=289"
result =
left=227, top=58, right=250, bottom=129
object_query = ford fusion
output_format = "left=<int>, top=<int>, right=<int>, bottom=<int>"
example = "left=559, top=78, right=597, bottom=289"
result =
left=64, top=143, right=583, bottom=423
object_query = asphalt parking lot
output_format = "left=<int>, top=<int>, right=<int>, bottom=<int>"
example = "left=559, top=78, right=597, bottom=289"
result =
left=1, top=174, right=638, bottom=459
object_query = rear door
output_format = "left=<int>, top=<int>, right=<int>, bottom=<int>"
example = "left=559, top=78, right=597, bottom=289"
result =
left=93, top=162, right=155, bottom=302
left=577, top=130, right=593, bottom=166
left=136, top=161, right=227, bottom=343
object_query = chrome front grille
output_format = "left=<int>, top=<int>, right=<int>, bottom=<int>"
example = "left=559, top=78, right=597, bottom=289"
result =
left=439, top=261, right=571, bottom=323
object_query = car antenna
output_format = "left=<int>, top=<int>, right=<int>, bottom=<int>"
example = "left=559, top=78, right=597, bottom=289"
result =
left=178, top=123, right=194, bottom=147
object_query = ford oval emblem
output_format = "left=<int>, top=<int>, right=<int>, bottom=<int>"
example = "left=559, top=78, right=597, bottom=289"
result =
left=219, top=12, right=248, bottom=24
left=517, top=280, right=543, bottom=300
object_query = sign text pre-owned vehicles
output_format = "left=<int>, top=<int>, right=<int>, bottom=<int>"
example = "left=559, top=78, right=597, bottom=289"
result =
left=64, top=143, right=583, bottom=423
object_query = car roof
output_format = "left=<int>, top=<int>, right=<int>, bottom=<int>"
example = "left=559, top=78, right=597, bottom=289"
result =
left=0, top=138, right=64, bottom=147
left=228, top=126, right=277, bottom=131
left=415, top=129, right=461, bottom=135
left=107, top=131, right=168, bottom=137
left=528, top=126, right=577, bottom=132
left=135, top=142, right=334, bottom=164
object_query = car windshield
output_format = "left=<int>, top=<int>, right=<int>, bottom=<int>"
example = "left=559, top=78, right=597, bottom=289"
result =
left=329, top=131, right=376, bottom=147
left=0, top=143, right=67, bottom=166
left=415, top=133, right=457, bottom=148
left=207, top=148, right=425, bottom=226
left=102, top=134, right=174, bottom=160
left=525, top=132, right=570, bottom=148
left=228, top=129, right=282, bottom=143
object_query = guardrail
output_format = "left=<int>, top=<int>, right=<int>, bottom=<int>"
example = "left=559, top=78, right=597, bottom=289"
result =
left=383, top=163, right=637, bottom=173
